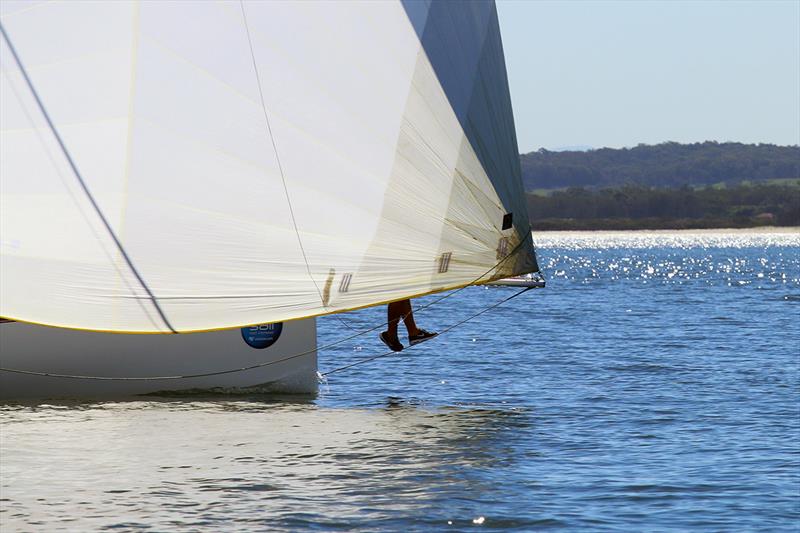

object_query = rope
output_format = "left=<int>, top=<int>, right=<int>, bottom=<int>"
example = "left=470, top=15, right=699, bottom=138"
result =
left=321, top=286, right=532, bottom=376
left=289, top=229, right=535, bottom=340
left=0, top=22, right=177, bottom=334
left=0, top=8, right=541, bottom=380
left=0, top=286, right=533, bottom=381
left=0, top=232, right=535, bottom=381
left=239, top=1, right=327, bottom=310
left=0, top=232, right=535, bottom=380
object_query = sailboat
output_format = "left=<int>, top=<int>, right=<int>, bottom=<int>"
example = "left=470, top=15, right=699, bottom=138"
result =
left=0, top=0, right=540, bottom=399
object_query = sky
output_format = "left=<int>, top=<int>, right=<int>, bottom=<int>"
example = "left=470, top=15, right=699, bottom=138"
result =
left=496, top=0, right=800, bottom=153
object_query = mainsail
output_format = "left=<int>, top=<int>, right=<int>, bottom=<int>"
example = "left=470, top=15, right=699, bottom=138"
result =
left=0, top=0, right=539, bottom=333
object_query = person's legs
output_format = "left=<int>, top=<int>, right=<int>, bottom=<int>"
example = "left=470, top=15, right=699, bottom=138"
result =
left=381, top=300, right=409, bottom=351
left=381, top=299, right=437, bottom=351
left=386, top=301, right=400, bottom=342
left=389, top=299, right=419, bottom=337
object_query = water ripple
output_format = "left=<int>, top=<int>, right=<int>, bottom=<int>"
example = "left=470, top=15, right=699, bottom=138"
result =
left=1, top=231, right=798, bottom=531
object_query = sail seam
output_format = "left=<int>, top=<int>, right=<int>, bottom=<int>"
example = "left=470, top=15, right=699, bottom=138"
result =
left=0, top=21, right=177, bottom=334
left=239, top=0, right=327, bottom=309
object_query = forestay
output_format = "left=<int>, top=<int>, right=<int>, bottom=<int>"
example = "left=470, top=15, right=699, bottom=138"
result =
left=0, top=0, right=539, bottom=333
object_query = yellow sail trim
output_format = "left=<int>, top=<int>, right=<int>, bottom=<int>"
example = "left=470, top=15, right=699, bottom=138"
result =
left=0, top=266, right=537, bottom=335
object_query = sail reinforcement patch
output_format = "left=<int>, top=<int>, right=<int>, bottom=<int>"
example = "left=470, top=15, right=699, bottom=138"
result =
left=339, top=273, right=353, bottom=293
left=496, top=237, right=509, bottom=259
left=438, top=252, right=452, bottom=273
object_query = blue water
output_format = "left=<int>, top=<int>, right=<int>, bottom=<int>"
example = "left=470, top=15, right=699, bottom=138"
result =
left=2, top=231, right=799, bottom=531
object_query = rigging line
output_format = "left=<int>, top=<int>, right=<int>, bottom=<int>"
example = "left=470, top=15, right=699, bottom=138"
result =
left=0, top=312, right=407, bottom=381
left=321, top=286, right=533, bottom=376
left=0, top=286, right=533, bottom=381
left=334, top=314, right=362, bottom=332
left=0, top=230, right=536, bottom=380
left=239, top=1, right=326, bottom=309
left=0, top=22, right=177, bottom=334
left=396, top=229, right=533, bottom=314
left=296, top=231, right=533, bottom=336
left=323, top=229, right=534, bottom=333
left=0, top=232, right=536, bottom=380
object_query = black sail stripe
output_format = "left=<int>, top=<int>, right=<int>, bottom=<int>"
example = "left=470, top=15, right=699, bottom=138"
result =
left=0, top=22, right=177, bottom=333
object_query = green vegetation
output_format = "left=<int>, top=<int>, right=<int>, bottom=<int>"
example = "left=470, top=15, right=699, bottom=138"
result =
left=519, top=142, right=800, bottom=229
left=526, top=183, right=800, bottom=231
left=520, top=142, right=800, bottom=190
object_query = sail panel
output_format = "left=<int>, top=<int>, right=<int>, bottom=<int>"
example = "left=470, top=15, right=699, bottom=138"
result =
left=0, top=0, right=538, bottom=333
left=400, top=0, right=537, bottom=273
left=0, top=1, right=169, bottom=331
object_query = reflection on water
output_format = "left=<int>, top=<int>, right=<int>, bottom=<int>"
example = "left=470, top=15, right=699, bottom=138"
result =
left=1, top=400, right=535, bottom=530
left=1, top=231, right=799, bottom=531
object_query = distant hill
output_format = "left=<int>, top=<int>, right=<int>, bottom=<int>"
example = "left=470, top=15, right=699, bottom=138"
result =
left=519, top=142, right=800, bottom=191
left=526, top=182, right=800, bottom=230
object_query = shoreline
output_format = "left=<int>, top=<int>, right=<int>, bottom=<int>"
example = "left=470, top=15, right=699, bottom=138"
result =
left=532, top=226, right=800, bottom=235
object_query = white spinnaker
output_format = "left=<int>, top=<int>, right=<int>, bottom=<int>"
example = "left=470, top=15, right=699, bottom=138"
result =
left=0, top=0, right=534, bottom=333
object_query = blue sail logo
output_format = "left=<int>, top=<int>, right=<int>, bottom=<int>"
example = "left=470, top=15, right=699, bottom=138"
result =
left=241, top=323, right=283, bottom=349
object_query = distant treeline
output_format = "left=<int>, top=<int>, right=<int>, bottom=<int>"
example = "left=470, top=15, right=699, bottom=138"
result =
left=520, top=142, right=800, bottom=190
left=526, top=183, right=800, bottom=230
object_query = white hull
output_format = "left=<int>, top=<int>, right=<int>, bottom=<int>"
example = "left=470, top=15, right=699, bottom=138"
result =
left=0, top=320, right=317, bottom=400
